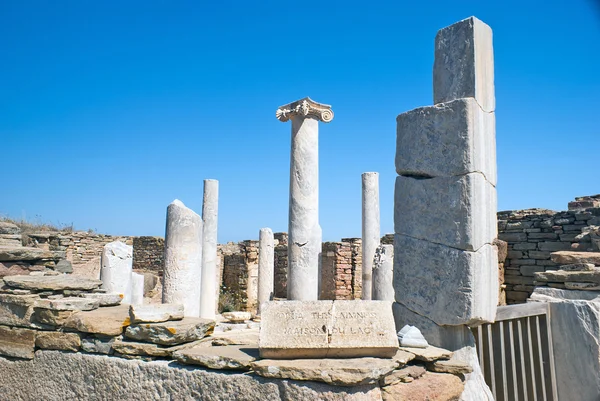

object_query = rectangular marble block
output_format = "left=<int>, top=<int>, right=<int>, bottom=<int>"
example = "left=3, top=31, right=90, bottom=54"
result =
left=393, top=234, right=498, bottom=326
left=433, top=16, right=495, bottom=113
left=394, top=173, right=497, bottom=251
left=395, top=98, right=496, bottom=185
left=259, top=300, right=399, bottom=359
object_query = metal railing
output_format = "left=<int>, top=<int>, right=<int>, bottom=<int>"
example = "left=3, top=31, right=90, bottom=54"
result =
left=472, top=302, right=558, bottom=401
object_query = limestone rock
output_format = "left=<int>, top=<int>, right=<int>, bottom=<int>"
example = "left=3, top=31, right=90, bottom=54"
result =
left=381, top=371, right=465, bottom=401
left=0, top=325, right=35, bottom=359
left=173, top=345, right=259, bottom=370
left=565, top=282, right=600, bottom=291
left=535, top=270, right=600, bottom=284
left=259, top=300, right=399, bottom=359
left=394, top=234, right=498, bottom=326
left=0, top=235, right=22, bottom=247
left=111, top=339, right=170, bottom=357
left=252, top=357, right=398, bottom=386
left=124, top=317, right=215, bottom=346
left=530, top=286, right=600, bottom=302
left=0, top=222, right=20, bottom=235
left=397, top=325, right=428, bottom=348
left=35, top=331, right=80, bottom=352
left=64, top=304, right=131, bottom=336
left=428, top=360, right=473, bottom=375
left=81, top=335, right=117, bottom=355
left=81, top=292, right=123, bottom=306
left=129, top=303, right=184, bottom=323
left=32, top=308, right=75, bottom=327
left=35, top=297, right=100, bottom=311
left=0, top=246, right=61, bottom=262
left=0, top=262, right=43, bottom=278
left=210, top=328, right=259, bottom=347
left=395, top=99, right=496, bottom=185
left=222, top=311, right=252, bottom=323
left=54, top=260, right=73, bottom=274
left=392, top=349, right=416, bottom=366
left=100, top=241, right=133, bottom=304
left=560, top=263, right=596, bottom=271
left=0, top=293, right=38, bottom=328
left=394, top=173, right=496, bottom=251
left=398, top=345, right=452, bottom=362
left=551, top=251, right=600, bottom=266
left=380, top=365, right=426, bottom=386
left=3, top=275, right=102, bottom=291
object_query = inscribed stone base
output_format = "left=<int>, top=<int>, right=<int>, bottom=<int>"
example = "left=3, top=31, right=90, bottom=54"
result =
left=394, top=173, right=497, bottom=251
left=393, top=234, right=498, bottom=326
left=259, top=300, right=398, bottom=359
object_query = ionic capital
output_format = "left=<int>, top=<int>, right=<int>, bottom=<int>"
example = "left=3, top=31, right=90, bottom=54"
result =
left=276, top=97, right=334, bottom=123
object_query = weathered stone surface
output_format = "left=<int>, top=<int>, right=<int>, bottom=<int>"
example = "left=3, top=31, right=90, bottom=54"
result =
left=81, top=292, right=123, bottom=306
left=35, top=297, right=99, bottom=311
left=64, top=304, right=131, bottom=336
left=130, top=303, right=184, bottom=323
left=559, top=263, right=597, bottom=271
left=372, top=244, right=394, bottom=301
left=3, top=275, right=102, bottom=291
left=174, top=345, right=259, bottom=370
left=381, top=371, right=465, bottom=401
left=200, top=179, right=219, bottom=320
left=162, top=200, right=203, bottom=317
left=259, top=300, right=399, bottom=359
left=428, top=359, right=473, bottom=375
left=210, top=329, right=259, bottom=346
left=0, top=325, right=35, bottom=359
left=535, top=270, right=600, bottom=284
left=361, top=172, right=380, bottom=300
left=111, top=339, right=170, bottom=357
left=395, top=99, right=496, bottom=185
left=0, top=350, right=381, bottom=400
left=565, top=282, right=600, bottom=290
left=252, top=357, right=398, bottom=386
left=394, top=234, right=497, bottom=325
left=35, top=331, right=80, bottom=352
left=0, top=246, right=61, bottom=262
left=551, top=251, right=600, bottom=265
left=0, top=222, right=20, bottom=235
left=101, top=241, right=133, bottom=304
left=394, top=173, right=496, bottom=251
left=0, top=262, right=42, bottom=278
left=54, top=260, right=73, bottom=274
left=531, top=286, right=600, bottom=302
left=433, top=16, right=495, bottom=112
left=258, top=227, right=275, bottom=315
left=0, top=235, right=22, bottom=247
left=380, top=365, right=426, bottom=386
left=124, top=317, right=215, bottom=346
left=80, top=335, right=116, bottom=355
left=0, top=293, right=38, bottom=328
left=222, top=311, right=251, bottom=323
left=398, top=346, right=452, bottom=362
left=32, top=308, right=74, bottom=327
left=130, top=272, right=144, bottom=306
left=392, top=349, right=416, bottom=366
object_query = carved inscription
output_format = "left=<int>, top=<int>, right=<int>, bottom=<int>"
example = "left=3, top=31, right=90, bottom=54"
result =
left=276, top=310, right=382, bottom=336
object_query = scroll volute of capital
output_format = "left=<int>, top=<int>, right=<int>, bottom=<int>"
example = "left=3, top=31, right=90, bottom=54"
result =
left=276, top=97, right=334, bottom=123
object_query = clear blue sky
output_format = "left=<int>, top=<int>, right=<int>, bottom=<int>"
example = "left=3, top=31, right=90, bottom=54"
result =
left=1, top=1, right=599, bottom=243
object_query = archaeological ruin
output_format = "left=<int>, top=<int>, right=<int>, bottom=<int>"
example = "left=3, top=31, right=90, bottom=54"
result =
left=0, top=16, right=599, bottom=401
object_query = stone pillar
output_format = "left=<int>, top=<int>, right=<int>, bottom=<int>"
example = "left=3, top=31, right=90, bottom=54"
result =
left=162, top=199, right=203, bottom=317
left=276, top=97, right=334, bottom=300
left=361, top=172, right=380, bottom=300
left=100, top=241, right=133, bottom=303
left=393, top=17, right=497, bottom=400
left=372, top=244, right=394, bottom=301
left=200, top=179, right=219, bottom=319
left=131, top=272, right=145, bottom=306
left=257, top=228, right=274, bottom=316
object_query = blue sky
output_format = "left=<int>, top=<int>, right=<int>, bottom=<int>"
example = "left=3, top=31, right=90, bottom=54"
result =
left=1, top=1, right=599, bottom=243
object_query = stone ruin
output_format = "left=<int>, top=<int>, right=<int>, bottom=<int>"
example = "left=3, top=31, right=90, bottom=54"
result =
left=0, top=16, right=599, bottom=401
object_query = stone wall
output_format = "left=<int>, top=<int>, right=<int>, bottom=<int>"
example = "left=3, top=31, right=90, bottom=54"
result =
left=273, top=233, right=288, bottom=299
left=498, top=196, right=600, bottom=304
left=219, top=240, right=259, bottom=312
left=132, top=236, right=164, bottom=273
left=321, top=239, right=362, bottom=300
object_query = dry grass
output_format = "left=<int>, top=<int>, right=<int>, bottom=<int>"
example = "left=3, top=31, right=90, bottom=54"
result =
left=0, top=215, right=75, bottom=234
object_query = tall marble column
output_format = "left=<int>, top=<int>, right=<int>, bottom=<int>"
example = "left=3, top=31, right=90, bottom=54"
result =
left=200, top=179, right=219, bottom=319
left=361, top=172, right=380, bottom=300
left=276, top=97, right=334, bottom=300
left=162, top=199, right=203, bottom=317
left=257, top=227, right=274, bottom=315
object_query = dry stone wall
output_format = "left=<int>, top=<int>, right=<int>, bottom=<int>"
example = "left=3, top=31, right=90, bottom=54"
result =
left=498, top=196, right=600, bottom=304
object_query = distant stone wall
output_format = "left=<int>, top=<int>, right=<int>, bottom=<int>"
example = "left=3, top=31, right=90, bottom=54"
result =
left=218, top=240, right=259, bottom=312
left=273, top=233, right=288, bottom=299
left=321, top=239, right=363, bottom=300
left=498, top=196, right=600, bottom=304
left=132, top=236, right=164, bottom=273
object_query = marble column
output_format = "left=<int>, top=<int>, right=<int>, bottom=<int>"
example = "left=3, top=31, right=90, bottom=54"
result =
left=200, top=179, right=219, bottom=319
left=372, top=244, right=394, bottom=301
left=100, top=241, right=133, bottom=303
left=257, top=227, right=274, bottom=315
left=162, top=199, right=203, bottom=317
left=276, top=97, right=334, bottom=300
left=361, top=172, right=380, bottom=300
left=131, top=272, right=145, bottom=306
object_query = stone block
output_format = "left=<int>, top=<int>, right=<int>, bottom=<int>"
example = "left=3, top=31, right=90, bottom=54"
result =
left=395, top=98, right=496, bottom=184
left=433, top=16, right=494, bottom=112
left=124, top=317, right=215, bottom=346
left=0, top=325, right=35, bottom=359
left=64, top=304, right=131, bottom=336
left=35, top=331, right=80, bottom=352
left=551, top=251, right=600, bottom=265
left=101, top=241, right=133, bottom=304
left=0, top=222, right=20, bottom=235
left=394, top=173, right=496, bottom=251
left=174, top=345, right=259, bottom=371
left=129, top=304, right=184, bottom=324
left=0, top=293, right=38, bottom=328
left=393, top=234, right=497, bottom=326
left=538, top=242, right=572, bottom=252
left=3, top=275, right=102, bottom=291
left=259, top=300, right=398, bottom=359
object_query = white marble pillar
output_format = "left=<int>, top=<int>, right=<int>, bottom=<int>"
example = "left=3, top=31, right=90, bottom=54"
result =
left=257, top=228, right=274, bottom=315
left=131, top=272, right=145, bottom=306
left=276, top=97, right=334, bottom=300
left=162, top=199, right=203, bottom=317
left=100, top=241, right=133, bottom=303
left=372, top=244, right=394, bottom=301
left=361, top=172, right=380, bottom=300
left=200, top=179, right=219, bottom=319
